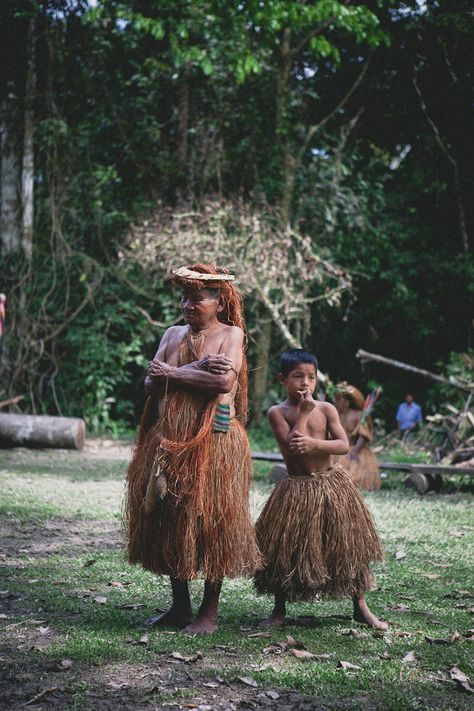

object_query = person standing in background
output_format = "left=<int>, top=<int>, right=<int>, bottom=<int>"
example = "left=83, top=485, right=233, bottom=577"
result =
left=396, top=393, right=423, bottom=436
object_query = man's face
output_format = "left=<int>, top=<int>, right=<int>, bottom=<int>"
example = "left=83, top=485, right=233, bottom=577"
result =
left=406, top=394, right=414, bottom=405
left=281, top=363, right=317, bottom=399
left=180, top=288, right=222, bottom=325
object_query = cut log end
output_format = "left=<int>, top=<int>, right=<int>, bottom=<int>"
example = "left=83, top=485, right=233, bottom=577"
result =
left=0, top=414, right=86, bottom=450
left=405, top=471, right=443, bottom=495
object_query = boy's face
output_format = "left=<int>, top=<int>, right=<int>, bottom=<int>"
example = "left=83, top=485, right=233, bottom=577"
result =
left=281, top=363, right=317, bottom=399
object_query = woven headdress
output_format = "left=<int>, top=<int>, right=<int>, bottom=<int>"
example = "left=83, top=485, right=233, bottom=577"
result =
left=336, top=382, right=365, bottom=411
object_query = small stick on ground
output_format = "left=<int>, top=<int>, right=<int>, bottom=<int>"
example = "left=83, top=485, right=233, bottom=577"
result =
left=23, top=686, right=59, bottom=707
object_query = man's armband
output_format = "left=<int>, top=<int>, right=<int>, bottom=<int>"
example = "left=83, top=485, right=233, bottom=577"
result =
left=214, top=403, right=231, bottom=433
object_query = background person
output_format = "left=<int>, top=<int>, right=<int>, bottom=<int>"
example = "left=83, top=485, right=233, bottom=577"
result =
left=396, top=393, right=423, bottom=436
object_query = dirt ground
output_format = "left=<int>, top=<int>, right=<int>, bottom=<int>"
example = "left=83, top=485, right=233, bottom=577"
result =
left=0, top=441, right=334, bottom=711
left=0, top=512, right=340, bottom=711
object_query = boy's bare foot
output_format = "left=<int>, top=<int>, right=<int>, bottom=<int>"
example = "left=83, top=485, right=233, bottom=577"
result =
left=259, top=612, right=286, bottom=628
left=143, top=606, right=193, bottom=628
left=183, top=614, right=218, bottom=635
left=353, top=597, right=388, bottom=630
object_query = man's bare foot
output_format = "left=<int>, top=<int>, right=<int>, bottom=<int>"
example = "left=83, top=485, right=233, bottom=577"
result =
left=353, top=597, right=388, bottom=630
left=259, top=611, right=286, bottom=628
left=143, top=607, right=193, bottom=628
left=183, top=614, right=218, bottom=635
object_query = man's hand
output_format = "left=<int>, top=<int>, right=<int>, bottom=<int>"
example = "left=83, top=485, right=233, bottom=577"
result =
left=288, top=430, right=316, bottom=455
left=146, top=358, right=174, bottom=381
left=297, top=389, right=317, bottom=414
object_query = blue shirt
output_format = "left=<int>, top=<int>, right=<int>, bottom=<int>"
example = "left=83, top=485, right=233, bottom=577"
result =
left=396, top=402, right=423, bottom=431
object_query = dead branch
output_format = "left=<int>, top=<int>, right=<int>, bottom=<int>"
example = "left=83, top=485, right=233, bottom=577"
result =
left=0, top=395, right=24, bottom=410
left=357, top=349, right=474, bottom=392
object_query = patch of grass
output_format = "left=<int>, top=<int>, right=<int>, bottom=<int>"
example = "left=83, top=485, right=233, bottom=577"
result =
left=1, top=447, right=473, bottom=710
left=380, top=445, right=431, bottom=465
left=248, top=420, right=279, bottom=453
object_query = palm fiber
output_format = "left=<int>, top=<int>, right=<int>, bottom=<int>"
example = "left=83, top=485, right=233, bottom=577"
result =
left=335, top=447, right=381, bottom=491
left=125, top=313, right=260, bottom=581
left=254, top=465, right=383, bottom=602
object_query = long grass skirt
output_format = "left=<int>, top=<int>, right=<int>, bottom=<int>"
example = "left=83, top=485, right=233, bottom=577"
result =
left=126, top=418, right=261, bottom=581
left=334, top=447, right=381, bottom=491
left=254, top=465, right=383, bottom=601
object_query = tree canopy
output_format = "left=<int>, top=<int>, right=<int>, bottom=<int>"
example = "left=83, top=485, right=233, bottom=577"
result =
left=0, top=0, right=472, bottom=430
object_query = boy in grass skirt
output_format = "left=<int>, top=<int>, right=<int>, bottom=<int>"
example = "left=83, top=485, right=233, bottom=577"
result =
left=254, top=349, right=387, bottom=629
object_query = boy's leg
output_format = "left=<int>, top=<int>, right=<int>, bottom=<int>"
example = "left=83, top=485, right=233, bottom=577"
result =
left=260, top=585, right=287, bottom=627
left=352, top=595, right=388, bottom=630
left=183, top=579, right=222, bottom=634
left=144, top=577, right=194, bottom=627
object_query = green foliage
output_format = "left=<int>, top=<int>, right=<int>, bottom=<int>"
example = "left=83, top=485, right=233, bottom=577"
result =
left=1, top=0, right=472, bottom=430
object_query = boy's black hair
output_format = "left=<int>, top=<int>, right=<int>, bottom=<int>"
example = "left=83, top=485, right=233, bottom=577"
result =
left=279, top=349, right=318, bottom=376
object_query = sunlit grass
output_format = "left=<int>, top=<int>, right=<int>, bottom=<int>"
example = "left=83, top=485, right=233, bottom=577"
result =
left=1, top=445, right=473, bottom=709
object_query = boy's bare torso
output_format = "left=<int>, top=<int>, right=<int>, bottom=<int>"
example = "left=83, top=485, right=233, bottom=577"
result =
left=278, top=401, right=332, bottom=475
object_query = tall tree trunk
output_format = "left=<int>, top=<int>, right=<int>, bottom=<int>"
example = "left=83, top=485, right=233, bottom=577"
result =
left=21, top=19, right=35, bottom=260
left=275, top=29, right=295, bottom=228
left=250, top=309, right=273, bottom=427
left=176, top=62, right=190, bottom=197
left=0, top=90, right=21, bottom=256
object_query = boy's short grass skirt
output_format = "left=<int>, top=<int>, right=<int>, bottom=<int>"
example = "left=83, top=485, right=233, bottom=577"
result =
left=254, top=465, right=383, bottom=602
left=333, top=447, right=381, bottom=491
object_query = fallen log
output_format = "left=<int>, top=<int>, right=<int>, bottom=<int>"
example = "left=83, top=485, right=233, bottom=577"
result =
left=0, top=413, right=86, bottom=450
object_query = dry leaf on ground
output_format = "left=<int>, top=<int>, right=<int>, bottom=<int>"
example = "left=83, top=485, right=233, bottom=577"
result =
left=52, top=659, right=73, bottom=671
left=337, top=660, right=361, bottom=670
left=402, top=651, right=415, bottom=663
left=237, top=676, right=258, bottom=687
left=425, top=636, right=452, bottom=645
left=341, top=628, right=366, bottom=638
left=93, top=596, right=107, bottom=605
left=170, top=651, right=203, bottom=663
left=449, top=666, right=474, bottom=694
left=289, top=649, right=315, bottom=660
left=265, top=690, right=280, bottom=700
left=284, top=635, right=305, bottom=649
left=395, top=548, right=406, bottom=560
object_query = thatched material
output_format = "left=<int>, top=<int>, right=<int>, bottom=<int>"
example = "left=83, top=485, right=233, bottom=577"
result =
left=254, top=465, right=383, bottom=602
left=125, top=295, right=261, bottom=582
left=334, top=447, right=381, bottom=491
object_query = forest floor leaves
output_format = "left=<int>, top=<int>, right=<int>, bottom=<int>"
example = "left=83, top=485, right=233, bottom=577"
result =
left=0, top=442, right=473, bottom=710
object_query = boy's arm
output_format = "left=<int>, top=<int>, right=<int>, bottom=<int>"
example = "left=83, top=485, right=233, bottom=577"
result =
left=289, top=403, right=349, bottom=456
left=268, top=406, right=292, bottom=455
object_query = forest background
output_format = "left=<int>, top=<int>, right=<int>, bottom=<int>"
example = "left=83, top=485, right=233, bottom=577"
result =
left=1, top=0, right=473, bottom=436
